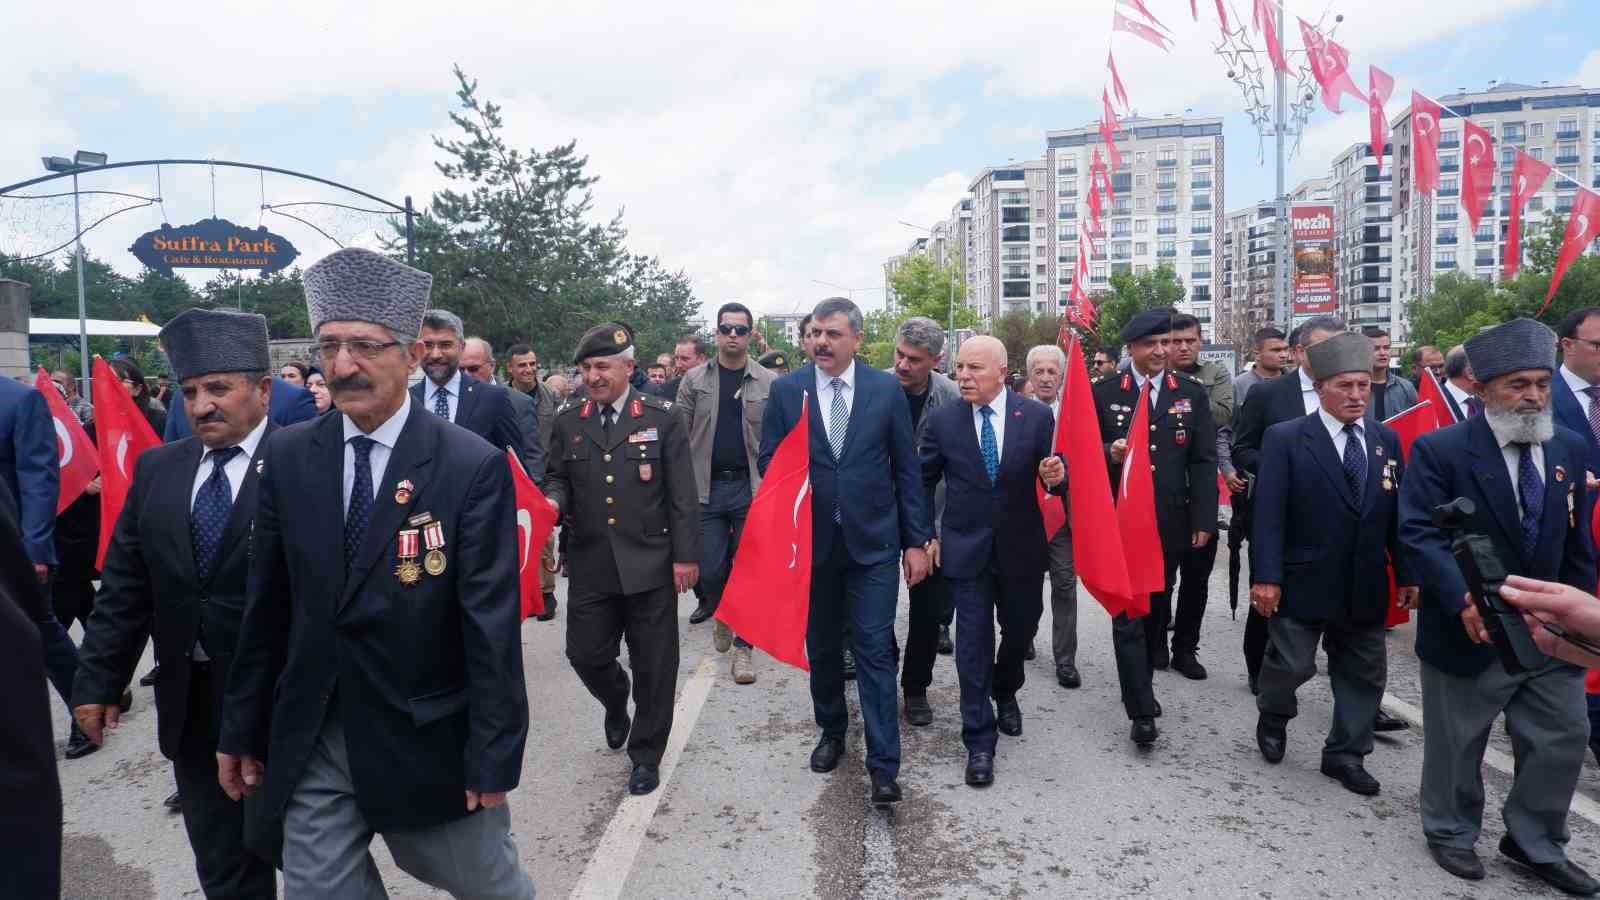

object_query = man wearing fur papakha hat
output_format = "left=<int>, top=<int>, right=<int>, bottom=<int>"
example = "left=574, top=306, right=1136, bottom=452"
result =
left=217, top=247, right=535, bottom=900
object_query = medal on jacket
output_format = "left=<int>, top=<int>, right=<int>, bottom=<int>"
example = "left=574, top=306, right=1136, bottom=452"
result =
left=394, top=479, right=414, bottom=505
left=630, top=398, right=644, bottom=418
left=422, top=521, right=447, bottom=576
left=396, top=528, right=422, bottom=586
left=1569, top=484, right=1577, bottom=528
left=1120, top=372, right=1131, bottom=392
left=1175, top=428, right=1187, bottom=446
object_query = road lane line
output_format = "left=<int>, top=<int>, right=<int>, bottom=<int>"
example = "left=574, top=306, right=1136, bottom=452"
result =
left=1382, top=692, right=1600, bottom=827
left=862, top=805, right=899, bottom=899
left=569, top=655, right=718, bottom=900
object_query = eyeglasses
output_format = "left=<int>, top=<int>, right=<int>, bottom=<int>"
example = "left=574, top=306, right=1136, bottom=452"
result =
left=314, top=339, right=402, bottom=361
left=1568, top=338, right=1600, bottom=353
left=717, top=324, right=751, bottom=336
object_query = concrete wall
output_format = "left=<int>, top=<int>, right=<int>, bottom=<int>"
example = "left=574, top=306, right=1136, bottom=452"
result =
left=0, top=279, right=31, bottom=379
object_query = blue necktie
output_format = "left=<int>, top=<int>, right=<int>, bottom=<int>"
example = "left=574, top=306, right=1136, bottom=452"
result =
left=1517, top=442, right=1544, bottom=558
left=345, top=436, right=375, bottom=572
left=190, top=447, right=242, bottom=582
left=433, top=386, right=450, bottom=419
left=979, top=406, right=999, bottom=485
left=828, top=377, right=848, bottom=523
left=1341, top=423, right=1366, bottom=506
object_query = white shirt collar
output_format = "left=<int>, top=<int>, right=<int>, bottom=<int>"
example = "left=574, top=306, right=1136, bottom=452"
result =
left=978, top=387, right=1008, bottom=420
left=430, top=369, right=462, bottom=401
left=602, top=389, right=632, bottom=419
left=1561, top=363, right=1596, bottom=393
left=343, top=394, right=412, bottom=448
left=200, top=413, right=269, bottom=464
left=1318, top=406, right=1361, bottom=443
left=1298, top=368, right=1315, bottom=393
left=816, top=359, right=857, bottom=392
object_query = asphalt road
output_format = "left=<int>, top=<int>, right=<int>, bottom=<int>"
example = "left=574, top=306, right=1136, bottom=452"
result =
left=49, top=539, right=1600, bottom=899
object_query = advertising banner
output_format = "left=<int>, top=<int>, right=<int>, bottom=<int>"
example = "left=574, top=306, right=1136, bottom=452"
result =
left=1291, top=204, right=1336, bottom=314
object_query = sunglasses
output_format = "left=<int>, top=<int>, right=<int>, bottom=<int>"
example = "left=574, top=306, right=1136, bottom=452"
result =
left=717, top=324, right=751, bottom=336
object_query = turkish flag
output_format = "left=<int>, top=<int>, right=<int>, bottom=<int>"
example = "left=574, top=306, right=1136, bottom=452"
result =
left=1099, top=90, right=1124, bottom=171
left=717, top=395, right=813, bottom=670
left=1411, top=92, right=1444, bottom=197
left=1297, top=20, right=1364, bottom=114
left=1057, top=333, right=1134, bottom=617
left=1505, top=149, right=1555, bottom=281
left=1117, top=378, right=1165, bottom=616
left=1213, top=0, right=1230, bottom=35
left=1112, top=11, right=1173, bottom=51
left=508, top=448, right=558, bottom=620
left=1116, top=0, right=1170, bottom=33
left=91, top=356, right=160, bottom=569
left=1544, top=187, right=1600, bottom=315
left=1384, top=399, right=1441, bottom=461
left=1462, top=119, right=1496, bottom=230
left=1107, top=52, right=1130, bottom=111
left=33, top=368, right=99, bottom=513
left=1416, top=370, right=1458, bottom=426
left=1368, top=67, right=1395, bottom=176
left=1253, top=0, right=1289, bottom=73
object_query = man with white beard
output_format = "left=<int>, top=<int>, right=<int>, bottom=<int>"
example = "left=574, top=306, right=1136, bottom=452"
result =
left=1400, top=318, right=1599, bottom=895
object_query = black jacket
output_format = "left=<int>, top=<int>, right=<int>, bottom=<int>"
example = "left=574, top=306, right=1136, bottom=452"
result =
left=1230, top=370, right=1310, bottom=478
left=410, top=374, right=545, bottom=483
left=1094, top=369, right=1218, bottom=556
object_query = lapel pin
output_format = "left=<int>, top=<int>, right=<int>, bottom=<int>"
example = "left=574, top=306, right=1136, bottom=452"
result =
left=395, top=478, right=415, bottom=505
left=1374, top=445, right=1383, bottom=457
left=1555, top=465, right=1567, bottom=483
left=255, top=459, right=265, bottom=474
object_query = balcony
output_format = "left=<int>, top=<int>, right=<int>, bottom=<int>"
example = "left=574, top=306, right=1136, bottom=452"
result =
left=1091, top=252, right=1107, bottom=261
left=1438, top=234, right=1458, bottom=244
left=1362, top=250, right=1392, bottom=263
left=1363, top=226, right=1388, bottom=243
left=1192, top=247, right=1213, bottom=257
left=1156, top=158, right=1177, bottom=167
left=1058, top=167, right=1078, bottom=176
left=1156, top=180, right=1178, bottom=191
left=1438, top=212, right=1460, bottom=221
left=1156, top=226, right=1177, bottom=235
left=1191, top=156, right=1214, bottom=167
left=1365, top=166, right=1385, bottom=183
left=1156, top=249, right=1177, bottom=258
left=1360, top=287, right=1392, bottom=302
left=1112, top=263, right=1132, bottom=276
left=1191, top=225, right=1213, bottom=235
left=1556, top=129, right=1582, bottom=141
left=1365, top=212, right=1390, bottom=223
left=1439, top=138, right=1461, bottom=150
left=1111, top=252, right=1131, bottom=261
left=1191, top=179, right=1214, bottom=190
left=1192, top=200, right=1213, bottom=211
left=1436, top=260, right=1458, bottom=269
left=1365, top=188, right=1392, bottom=202
left=1057, top=189, right=1078, bottom=199
left=1156, top=203, right=1178, bottom=213
left=1111, top=175, right=1133, bottom=192
left=1556, top=154, right=1581, bottom=166
left=1002, top=208, right=1031, bottom=223
left=1058, top=208, right=1077, bottom=219
left=1439, top=188, right=1459, bottom=197
left=1360, top=270, right=1387, bottom=284
left=1475, top=255, right=1496, bottom=267
left=1502, top=130, right=1524, bottom=143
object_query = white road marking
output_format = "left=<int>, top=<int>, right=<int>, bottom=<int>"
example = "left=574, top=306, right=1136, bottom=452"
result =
left=569, top=655, right=719, bottom=900
left=1382, top=692, right=1600, bottom=827
left=862, top=805, right=899, bottom=899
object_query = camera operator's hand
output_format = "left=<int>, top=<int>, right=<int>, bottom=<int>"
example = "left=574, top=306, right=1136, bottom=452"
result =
left=1498, top=575, right=1600, bottom=667
left=1460, top=599, right=1490, bottom=644
left=1250, top=583, right=1280, bottom=617
left=1396, top=585, right=1420, bottom=610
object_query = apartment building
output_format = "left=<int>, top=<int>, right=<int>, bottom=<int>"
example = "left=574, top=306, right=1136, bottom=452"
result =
left=1216, top=178, right=1330, bottom=350
left=1330, top=141, right=1397, bottom=335
left=967, top=159, right=1050, bottom=322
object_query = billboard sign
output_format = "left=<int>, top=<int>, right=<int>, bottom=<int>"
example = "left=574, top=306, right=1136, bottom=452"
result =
left=130, top=217, right=299, bottom=277
left=1291, top=204, right=1336, bottom=315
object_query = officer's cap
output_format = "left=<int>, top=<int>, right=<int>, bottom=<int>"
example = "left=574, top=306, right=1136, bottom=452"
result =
left=574, top=322, right=636, bottom=364
left=1119, top=309, right=1173, bottom=344
left=759, top=350, right=787, bottom=369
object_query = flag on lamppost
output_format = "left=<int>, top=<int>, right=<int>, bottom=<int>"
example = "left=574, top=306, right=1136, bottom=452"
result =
left=1297, top=20, right=1365, bottom=114
left=1461, top=119, right=1496, bottom=230
left=1107, top=52, right=1130, bottom=111
left=1368, top=66, right=1395, bottom=176
left=1252, top=0, right=1289, bottom=74
left=1505, top=149, right=1555, bottom=281
left=1543, top=187, right=1600, bottom=315
left=1410, top=92, right=1444, bottom=197
left=1112, top=12, right=1173, bottom=52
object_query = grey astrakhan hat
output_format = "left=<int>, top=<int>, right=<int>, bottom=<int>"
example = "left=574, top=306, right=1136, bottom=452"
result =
left=1306, top=332, right=1374, bottom=381
left=303, top=248, right=431, bottom=340
left=1464, top=317, right=1556, bottom=384
left=160, top=308, right=270, bottom=381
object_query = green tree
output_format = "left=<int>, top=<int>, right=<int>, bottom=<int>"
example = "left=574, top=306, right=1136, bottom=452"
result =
left=1090, top=266, right=1186, bottom=351
left=1405, top=270, right=1507, bottom=351
left=992, top=310, right=1063, bottom=373
left=756, top=316, right=799, bottom=358
left=859, top=307, right=900, bottom=369
left=888, top=256, right=978, bottom=331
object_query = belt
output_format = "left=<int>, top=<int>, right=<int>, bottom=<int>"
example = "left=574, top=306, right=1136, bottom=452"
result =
left=712, top=468, right=749, bottom=480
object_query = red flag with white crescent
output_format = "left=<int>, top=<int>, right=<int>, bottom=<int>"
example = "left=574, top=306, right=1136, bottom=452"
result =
left=1115, top=0, right=1171, bottom=33
left=1461, top=119, right=1496, bottom=230
left=1505, top=149, right=1554, bottom=281
left=1297, top=20, right=1365, bottom=114
left=507, top=448, right=558, bottom=620
left=1116, top=379, right=1164, bottom=616
left=1411, top=92, right=1444, bottom=196
left=1253, top=0, right=1289, bottom=73
left=91, top=356, right=160, bottom=569
left=717, top=394, right=813, bottom=670
left=1544, top=187, right=1600, bottom=316
left=1055, top=333, right=1134, bottom=617
left=33, top=367, right=98, bottom=513
left=1112, top=12, right=1173, bottom=52
left=1099, top=90, right=1124, bottom=170
left=1107, top=52, right=1129, bottom=111
left=1368, top=66, right=1395, bottom=176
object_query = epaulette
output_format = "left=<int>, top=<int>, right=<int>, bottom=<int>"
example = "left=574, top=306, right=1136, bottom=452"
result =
left=1174, top=370, right=1204, bottom=386
left=638, top=392, right=672, bottom=411
left=556, top=400, right=581, bottom=416
left=1092, top=371, right=1118, bottom=384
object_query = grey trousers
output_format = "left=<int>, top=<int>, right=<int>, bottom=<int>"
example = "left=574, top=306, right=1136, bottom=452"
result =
left=1047, top=523, right=1078, bottom=671
left=282, top=715, right=535, bottom=900
left=1420, top=657, right=1588, bottom=863
left=1256, top=615, right=1385, bottom=767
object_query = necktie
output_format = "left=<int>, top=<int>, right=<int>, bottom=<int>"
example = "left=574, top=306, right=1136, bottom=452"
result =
left=1465, top=396, right=1482, bottom=418
left=1516, top=442, right=1544, bottom=558
left=828, top=377, right=848, bottom=523
left=1583, top=385, right=1600, bottom=445
left=602, top=406, right=616, bottom=441
left=979, top=406, right=999, bottom=485
left=1341, top=423, right=1366, bottom=506
left=190, top=447, right=242, bottom=582
left=345, top=436, right=375, bottom=573
left=433, top=386, right=450, bottom=419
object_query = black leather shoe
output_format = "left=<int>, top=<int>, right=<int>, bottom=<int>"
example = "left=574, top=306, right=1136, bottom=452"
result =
left=903, top=694, right=932, bottom=727
left=1500, top=833, right=1600, bottom=895
left=965, top=752, right=994, bottom=787
left=810, top=737, right=845, bottom=773
left=628, top=763, right=660, bottom=795
left=163, top=790, right=182, bottom=813
left=1151, top=646, right=1170, bottom=671
left=1373, top=709, right=1408, bottom=732
left=1428, top=844, right=1486, bottom=881
left=64, top=724, right=99, bottom=759
left=1024, top=643, right=1036, bottom=661
left=1152, top=698, right=1163, bottom=718
left=937, top=625, right=954, bottom=655
left=688, top=601, right=716, bottom=625
left=1256, top=716, right=1286, bottom=763
left=1130, top=716, right=1158, bottom=745
left=604, top=706, right=631, bottom=750
left=1056, top=665, right=1081, bottom=689
left=870, top=770, right=901, bottom=804
left=1171, top=653, right=1208, bottom=680
left=139, top=665, right=160, bottom=687
left=842, top=649, right=856, bottom=681
left=996, top=698, right=1022, bottom=737
left=1320, top=761, right=1380, bottom=796
left=536, top=593, right=558, bottom=622
left=1248, top=672, right=1260, bottom=696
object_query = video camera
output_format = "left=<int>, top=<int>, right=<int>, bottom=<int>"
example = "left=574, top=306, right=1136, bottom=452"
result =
left=1431, top=498, right=1545, bottom=674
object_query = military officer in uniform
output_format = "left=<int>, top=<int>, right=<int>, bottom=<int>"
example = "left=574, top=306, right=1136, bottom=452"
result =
left=1093, top=309, right=1217, bottom=746
left=544, top=323, right=699, bottom=796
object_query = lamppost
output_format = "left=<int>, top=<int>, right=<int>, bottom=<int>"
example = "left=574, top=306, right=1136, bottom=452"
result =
left=42, top=150, right=108, bottom=401
left=898, top=220, right=958, bottom=344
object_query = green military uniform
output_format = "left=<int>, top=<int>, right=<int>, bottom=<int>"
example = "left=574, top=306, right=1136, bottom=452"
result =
left=543, top=325, right=697, bottom=792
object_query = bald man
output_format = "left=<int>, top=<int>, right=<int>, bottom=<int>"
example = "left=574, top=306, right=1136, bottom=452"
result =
left=919, top=336, right=1064, bottom=786
left=461, top=336, right=546, bottom=486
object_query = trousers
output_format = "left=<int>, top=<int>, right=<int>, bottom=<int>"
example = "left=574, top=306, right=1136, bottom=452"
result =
left=1111, top=612, right=1158, bottom=720
left=697, top=474, right=751, bottom=649
left=901, top=570, right=951, bottom=695
left=952, top=567, right=1043, bottom=753
left=566, top=581, right=680, bottom=767
left=808, top=542, right=900, bottom=778
left=1046, top=523, right=1078, bottom=670
left=1256, top=615, right=1385, bottom=767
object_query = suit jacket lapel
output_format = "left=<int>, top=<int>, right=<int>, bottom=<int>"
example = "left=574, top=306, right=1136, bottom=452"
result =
left=1467, top=416, right=1525, bottom=555
left=310, top=412, right=349, bottom=602
left=169, top=439, right=205, bottom=585
left=456, top=377, right=481, bottom=427
left=801, top=370, right=834, bottom=466
left=1304, top=418, right=1357, bottom=510
left=1361, top=427, right=1386, bottom=514
left=838, top=371, right=870, bottom=461
left=206, top=421, right=276, bottom=588
left=999, top=392, right=1024, bottom=480
left=1540, top=436, right=1572, bottom=552
left=342, top=405, right=436, bottom=608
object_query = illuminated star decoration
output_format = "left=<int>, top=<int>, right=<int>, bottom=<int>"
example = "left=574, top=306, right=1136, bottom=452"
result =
left=1213, top=7, right=1342, bottom=161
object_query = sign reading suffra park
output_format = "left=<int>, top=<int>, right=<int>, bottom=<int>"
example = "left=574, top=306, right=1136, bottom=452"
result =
left=130, top=218, right=299, bottom=277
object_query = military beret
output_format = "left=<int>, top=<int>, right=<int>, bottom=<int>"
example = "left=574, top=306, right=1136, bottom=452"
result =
left=1119, top=309, right=1173, bottom=344
left=303, top=248, right=432, bottom=341
left=1306, top=332, right=1373, bottom=381
left=1465, top=317, right=1556, bottom=384
left=759, top=349, right=788, bottom=369
left=574, top=322, right=635, bottom=364
left=160, top=308, right=270, bottom=381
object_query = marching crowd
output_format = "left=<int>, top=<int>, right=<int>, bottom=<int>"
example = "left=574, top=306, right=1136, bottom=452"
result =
left=5, top=245, right=1600, bottom=898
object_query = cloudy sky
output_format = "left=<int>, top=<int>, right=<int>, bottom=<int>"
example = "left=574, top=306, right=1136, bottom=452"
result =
left=3, top=0, right=1596, bottom=324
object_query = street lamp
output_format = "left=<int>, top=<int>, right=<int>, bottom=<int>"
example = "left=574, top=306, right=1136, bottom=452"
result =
left=42, top=150, right=108, bottom=401
left=898, top=221, right=958, bottom=346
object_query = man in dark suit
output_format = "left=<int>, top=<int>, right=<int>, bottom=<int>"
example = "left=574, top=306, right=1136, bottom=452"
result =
left=164, top=375, right=317, bottom=441
left=919, top=336, right=1063, bottom=786
left=410, top=309, right=544, bottom=483
left=759, top=297, right=932, bottom=804
left=1400, top=318, right=1598, bottom=895
left=1094, top=310, right=1215, bottom=745
left=72, top=308, right=278, bottom=899
left=544, top=324, right=698, bottom=795
left=1250, top=333, right=1418, bottom=797
left=1437, top=344, right=1478, bottom=423
left=1552, top=307, right=1600, bottom=485
left=217, top=249, right=533, bottom=899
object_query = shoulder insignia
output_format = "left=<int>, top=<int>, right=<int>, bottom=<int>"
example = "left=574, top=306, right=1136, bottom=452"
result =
left=637, top=392, right=670, bottom=411
left=557, top=400, right=581, bottom=416
left=1175, top=370, right=1204, bottom=386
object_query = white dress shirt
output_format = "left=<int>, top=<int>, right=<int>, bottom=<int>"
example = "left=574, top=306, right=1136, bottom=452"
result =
left=971, top=388, right=1009, bottom=465
left=1318, top=407, right=1366, bottom=460
left=189, top=415, right=269, bottom=507
left=815, top=360, right=857, bottom=447
left=342, top=395, right=412, bottom=510
left=1498, top=433, right=1547, bottom=519
left=427, top=369, right=462, bottom=422
left=1298, top=368, right=1319, bottom=415
left=1132, top=368, right=1162, bottom=411
left=1444, top=380, right=1477, bottom=419
left=1562, top=364, right=1597, bottom=420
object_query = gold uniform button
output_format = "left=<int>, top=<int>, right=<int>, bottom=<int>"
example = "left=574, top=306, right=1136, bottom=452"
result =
left=605, top=475, right=615, bottom=484
left=607, top=517, right=616, bottom=525
left=603, top=453, right=613, bottom=462
left=606, top=497, right=615, bottom=505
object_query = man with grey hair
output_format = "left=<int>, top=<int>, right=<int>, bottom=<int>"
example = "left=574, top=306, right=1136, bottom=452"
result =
left=1400, top=318, right=1598, bottom=894
left=892, top=316, right=960, bottom=723
left=1025, top=343, right=1081, bottom=688
left=1440, top=344, right=1479, bottom=422
left=409, top=310, right=543, bottom=482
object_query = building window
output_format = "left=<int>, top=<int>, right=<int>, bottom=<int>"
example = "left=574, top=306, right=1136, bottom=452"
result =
left=1092, top=266, right=1107, bottom=282
left=1531, top=146, right=1544, bottom=160
left=1135, top=219, right=1148, bottom=233
left=1136, top=197, right=1148, bottom=212
left=1191, top=148, right=1212, bottom=166
left=1530, top=122, right=1545, bottom=138
left=1135, top=151, right=1147, bottom=165
left=1035, top=245, right=1047, bottom=258
left=1035, top=226, right=1047, bottom=240
left=1135, top=242, right=1149, bottom=255
left=1135, top=174, right=1148, bottom=187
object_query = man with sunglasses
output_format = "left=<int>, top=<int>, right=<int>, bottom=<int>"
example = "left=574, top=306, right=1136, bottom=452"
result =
left=676, top=303, right=777, bottom=684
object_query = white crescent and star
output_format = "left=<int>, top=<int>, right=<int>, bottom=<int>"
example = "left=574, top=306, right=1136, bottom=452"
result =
left=115, top=433, right=130, bottom=478
left=517, top=509, right=532, bottom=573
left=54, top=418, right=72, bottom=466
left=1417, top=111, right=1435, bottom=135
